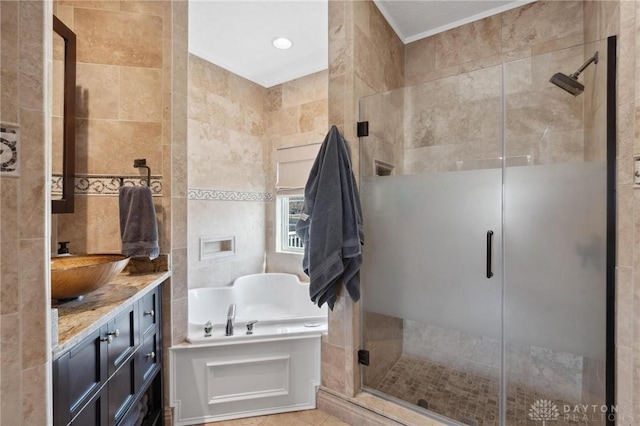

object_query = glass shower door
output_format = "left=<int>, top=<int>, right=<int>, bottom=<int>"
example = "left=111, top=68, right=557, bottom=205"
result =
left=502, top=40, right=609, bottom=426
left=359, top=65, right=504, bottom=426
left=359, top=38, right=612, bottom=426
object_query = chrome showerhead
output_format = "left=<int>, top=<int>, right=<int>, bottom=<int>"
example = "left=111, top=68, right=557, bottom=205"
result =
left=549, top=51, right=599, bottom=96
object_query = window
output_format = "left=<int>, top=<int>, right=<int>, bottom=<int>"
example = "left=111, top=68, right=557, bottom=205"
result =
left=276, top=195, right=305, bottom=253
left=274, top=143, right=320, bottom=254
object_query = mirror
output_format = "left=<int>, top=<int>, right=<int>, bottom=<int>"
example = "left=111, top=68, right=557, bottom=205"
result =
left=52, top=16, right=76, bottom=214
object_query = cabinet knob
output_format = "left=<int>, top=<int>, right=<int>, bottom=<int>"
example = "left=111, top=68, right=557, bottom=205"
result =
left=108, top=329, right=120, bottom=338
left=100, top=335, right=113, bottom=344
left=144, top=310, right=155, bottom=317
left=145, top=351, right=156, bottom=360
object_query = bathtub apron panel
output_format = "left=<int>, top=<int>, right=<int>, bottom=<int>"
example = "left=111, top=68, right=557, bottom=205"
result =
left=170, top=335, right=321, bottom=425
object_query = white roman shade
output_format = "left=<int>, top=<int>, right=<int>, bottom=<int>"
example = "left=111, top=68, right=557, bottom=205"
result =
left=276, top=143, right=321, bottom=193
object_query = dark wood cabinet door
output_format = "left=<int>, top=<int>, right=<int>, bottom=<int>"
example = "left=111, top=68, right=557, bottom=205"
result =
left=108, top=302, right=139, bottom=376
left=108, top=356, right=137, bottom=425
left=139, top=288, right=159, bottom=337
left=53, top=325, right=108, bottom=426
left=70, top=387, right=108, bottom=426
left=139, top=331, right=160, bottom=388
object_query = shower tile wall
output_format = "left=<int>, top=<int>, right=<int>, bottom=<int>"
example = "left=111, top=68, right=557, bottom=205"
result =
left=360, top=87, right=404, bottom=177
left=504, top=46, right=586, bottom=165
left=362, top=312, right=403, bottom=389
left=188, top=53, right=329, bottom=289
left=403, top=65, right=502, bottom=174
left=403, top=1, right=588, bottom=175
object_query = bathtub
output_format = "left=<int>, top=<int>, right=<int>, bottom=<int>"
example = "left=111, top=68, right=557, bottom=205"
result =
left=187, top=272, right=327, bottom=340
left=170, top=273, right=328, bottom=425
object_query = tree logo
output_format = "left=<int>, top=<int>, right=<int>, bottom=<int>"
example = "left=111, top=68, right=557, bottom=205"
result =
left=528, top=399, right=560, bottom=424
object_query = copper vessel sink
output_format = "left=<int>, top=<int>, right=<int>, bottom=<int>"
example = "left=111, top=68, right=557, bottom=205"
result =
left=51, top=254, right=130, bottom=299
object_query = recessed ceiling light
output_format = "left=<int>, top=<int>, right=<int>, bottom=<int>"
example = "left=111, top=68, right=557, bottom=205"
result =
left=272, top=37, right=293, bottom=50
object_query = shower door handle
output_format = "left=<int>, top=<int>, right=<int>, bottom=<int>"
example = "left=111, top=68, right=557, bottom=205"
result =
left=486, top=230, right=494, bottom=278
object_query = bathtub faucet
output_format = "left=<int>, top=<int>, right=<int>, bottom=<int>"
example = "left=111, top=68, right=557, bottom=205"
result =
left=225, top=303, right=236, bottom=336
left=204, top=321, right=213, bottom=337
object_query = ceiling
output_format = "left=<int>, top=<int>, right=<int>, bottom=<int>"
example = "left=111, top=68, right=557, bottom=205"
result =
left=188, top=0, right=535, bottom=88
left=374, top=0, right=535, bottom=43
left=189, top=1, right=328, bottom=88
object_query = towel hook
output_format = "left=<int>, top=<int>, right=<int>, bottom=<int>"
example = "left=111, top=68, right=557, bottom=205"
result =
left=133, top=159, right=151, bottom=187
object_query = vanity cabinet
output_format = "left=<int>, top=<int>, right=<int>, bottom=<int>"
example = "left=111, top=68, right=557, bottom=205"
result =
left=53, top=285, right=162, bottom=426
left=70, top=387, right=108, bottom=426
left=108, top=303, right=138, bottom=377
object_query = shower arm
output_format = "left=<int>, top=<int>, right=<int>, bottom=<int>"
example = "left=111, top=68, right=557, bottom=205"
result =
left=570, top=52, right=599, bottom=79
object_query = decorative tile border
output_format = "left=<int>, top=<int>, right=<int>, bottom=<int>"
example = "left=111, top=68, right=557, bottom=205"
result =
left=188, top=188, right=274, bottom=202
left=52, top=174, right=163, bottom=197
left=0, top=125, right=20, bottom=177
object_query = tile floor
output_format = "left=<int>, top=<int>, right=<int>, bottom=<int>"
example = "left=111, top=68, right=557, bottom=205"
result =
left=377, top=355, right=599, bottom=426
left=201, top=409, right=351, bottom=426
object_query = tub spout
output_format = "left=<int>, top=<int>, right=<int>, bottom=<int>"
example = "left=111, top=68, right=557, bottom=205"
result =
left=225, top=303, right=236, bottom=336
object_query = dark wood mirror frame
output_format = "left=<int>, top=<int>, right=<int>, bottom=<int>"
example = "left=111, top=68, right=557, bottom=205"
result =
left=52, top=15, right=76, bottom=214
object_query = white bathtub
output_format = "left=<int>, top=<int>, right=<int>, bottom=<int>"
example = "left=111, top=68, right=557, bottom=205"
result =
left=187, top=273, right=327, bottom=340
left=170, top=273, right=328, bottom=425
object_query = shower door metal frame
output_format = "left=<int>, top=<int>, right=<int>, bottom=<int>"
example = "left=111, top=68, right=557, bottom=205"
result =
left=605, top=34, right=617, bottom=426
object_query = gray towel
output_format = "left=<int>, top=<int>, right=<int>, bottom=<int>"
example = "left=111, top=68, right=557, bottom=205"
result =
left=296, top=126, right=363, bottom=310
left=119, top=186, right=159, bottom=259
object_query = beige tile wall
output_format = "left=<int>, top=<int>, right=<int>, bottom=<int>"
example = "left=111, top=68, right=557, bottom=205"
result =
left=165, top=2, right=189, bottom=424
left=265, top=70, right=328, bottom=278
left=0, top=0, right=51, bottom=424
left=187, top=53, right=328, bottom=288
left=188, top=54, right=267, bottom=193
left=402, top=1, right=590, bottom=172
left=187, top=54, right=268, bottom=290
left=359, top=86, right=404, bottom=177
left=53, top=1, right=170, bottom=255
left=505, top=46, right=586, bottom=165
left=326, top=0, right=405, bottom=401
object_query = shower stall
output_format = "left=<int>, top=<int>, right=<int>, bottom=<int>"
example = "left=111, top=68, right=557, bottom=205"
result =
left=359, top=37, right=615, bottom=426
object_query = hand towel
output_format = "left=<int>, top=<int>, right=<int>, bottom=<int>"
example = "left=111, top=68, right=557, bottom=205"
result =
left=296, top=125, right=364, bottom=310
left=119, top=186, right=159, bottom=260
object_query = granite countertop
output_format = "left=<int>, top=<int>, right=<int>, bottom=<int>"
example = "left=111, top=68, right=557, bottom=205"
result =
left=52, top=270, right=171, bottom=360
